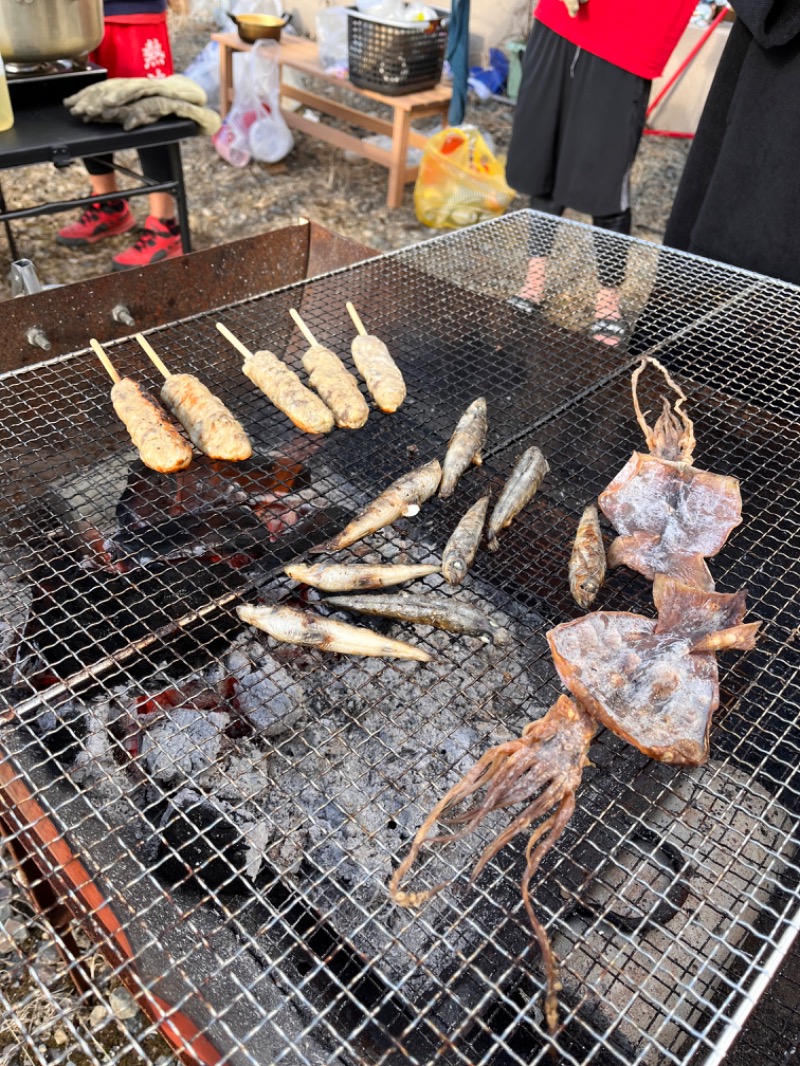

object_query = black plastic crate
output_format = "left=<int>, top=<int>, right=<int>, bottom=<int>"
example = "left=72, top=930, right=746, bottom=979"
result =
left=347, top=8, right=448, bottom=96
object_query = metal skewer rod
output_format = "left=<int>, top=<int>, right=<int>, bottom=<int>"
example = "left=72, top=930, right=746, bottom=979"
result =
left=216, top=321, right=253, bottom=362
left=89, top=338, right=120, bottom=383
left=345, top=301, right=368, bottom=337
left=289, top=307, right=318, bottom=347
left=135, top=332, right=172, bottom=380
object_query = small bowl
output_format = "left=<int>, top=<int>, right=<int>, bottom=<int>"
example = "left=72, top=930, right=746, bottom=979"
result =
left=230, top=12, right=292, bottom=43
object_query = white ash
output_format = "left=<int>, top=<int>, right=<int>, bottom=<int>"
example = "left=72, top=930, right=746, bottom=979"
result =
left=238, top=546, right=556, bottom=997
left=140, top=708, right=230, bottom=785
left=0, top=568, right=32, bottom=682
left=223, top=636, right=307, bottom=737
left=21, top=510, right=561, bottom=1007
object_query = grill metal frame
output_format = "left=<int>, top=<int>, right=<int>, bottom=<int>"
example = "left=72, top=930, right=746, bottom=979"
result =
left=1, top=210, right=799, bottom=1066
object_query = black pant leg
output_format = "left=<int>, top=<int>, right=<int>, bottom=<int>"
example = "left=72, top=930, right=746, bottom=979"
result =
left=591, top=208, right=631, bottom=289
left=137, top=146, right=174, bottom=187
left=84, top=153, right=115, bottom=176
left=528, top=197, right=565, bottom=259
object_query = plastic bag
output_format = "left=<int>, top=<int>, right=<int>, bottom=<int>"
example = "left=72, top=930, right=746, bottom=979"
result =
left=184, top=40, right=221, bottom=110
left=316, top=6, right=349, bottom=72
left=248, top=40, right=294, bottom=163
left=212, top=39, right=294, bottom=166
left=413, top=126, right=515, bottom=229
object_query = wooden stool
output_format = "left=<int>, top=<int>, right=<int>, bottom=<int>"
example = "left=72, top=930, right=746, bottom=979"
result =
left=211, top=32, right=452, bottom=208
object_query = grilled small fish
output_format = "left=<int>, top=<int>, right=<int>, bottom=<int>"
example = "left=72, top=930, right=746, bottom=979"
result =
left=237, top=603, right=431, bottom=661
left=324, top=593, right=508, bottom=644
left=569, top=503, right=606, bottom=609
left=487, top=446, right=549, bottom=552
left=442, top=495, right=490, bottom=585
left=285, top=560, right=440, bottom=591
left=311, top=458, right=442, bottom=553
left=439, top=398, right=488, bottom=498
left=302, top=345, right=369, bottom=430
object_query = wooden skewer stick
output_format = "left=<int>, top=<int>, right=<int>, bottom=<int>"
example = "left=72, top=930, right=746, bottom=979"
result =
left=90, top=338, right=121, bottom=384
left=289, top=307, right=318, bottom=347
left=345, top=301, right=368, bottom=337
left=135, top=332, right=172, bottom=380
left=216, top=321, right=254, bottom=361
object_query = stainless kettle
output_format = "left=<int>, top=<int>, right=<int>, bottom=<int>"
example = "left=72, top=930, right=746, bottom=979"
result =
left=0, top=0, right=105, bottom=65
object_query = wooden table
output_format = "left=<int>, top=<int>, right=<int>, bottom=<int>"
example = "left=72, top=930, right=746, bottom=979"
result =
left=211, top=32, right=452, bottom=208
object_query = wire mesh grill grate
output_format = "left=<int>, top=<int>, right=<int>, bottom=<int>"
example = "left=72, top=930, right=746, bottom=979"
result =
left=1, top=210, right=799, bottom=1066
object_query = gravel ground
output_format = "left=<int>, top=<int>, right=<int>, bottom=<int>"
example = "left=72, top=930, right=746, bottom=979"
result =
left=2, top=12, right=798, bottom=1066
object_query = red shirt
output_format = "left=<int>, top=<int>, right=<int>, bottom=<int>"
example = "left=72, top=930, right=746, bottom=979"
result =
left=534, top=0, right=697, bottom=79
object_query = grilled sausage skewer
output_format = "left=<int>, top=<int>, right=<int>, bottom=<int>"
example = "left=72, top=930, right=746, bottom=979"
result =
left=346, top=301, right=406, bottom=413
left=91, top=338, right=193, bottom=475
left=289, top=307, right=369, bottom=430
left=216, top=322, right=334, bottom=435
left=135, top=333, right=252, bottom=462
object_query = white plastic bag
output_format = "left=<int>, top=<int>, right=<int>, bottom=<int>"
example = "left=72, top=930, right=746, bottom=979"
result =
left=316, top=5, right=349, bottom=72
left=213, top=38, right=293, bottom=167
left=183, top=41, right=221, bottom=110
left=248, top=40, right=294, bottom=163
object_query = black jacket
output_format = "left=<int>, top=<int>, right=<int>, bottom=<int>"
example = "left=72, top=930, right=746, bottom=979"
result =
left=663, top=0, right=800, bottom=285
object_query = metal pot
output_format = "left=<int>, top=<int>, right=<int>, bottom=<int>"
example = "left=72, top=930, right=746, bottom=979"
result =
left=228, top=11, right=292, bottom=44
left=0, top=0, right=105, bottom=65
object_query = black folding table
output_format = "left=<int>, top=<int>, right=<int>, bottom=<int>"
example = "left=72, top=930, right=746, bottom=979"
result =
left=0, top=100, right=198, bottom=263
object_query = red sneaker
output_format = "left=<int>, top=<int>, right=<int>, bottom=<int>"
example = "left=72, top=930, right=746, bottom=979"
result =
left=56, top=200, right=136, bottom=246
left=112, top=216, right=184, bottom=271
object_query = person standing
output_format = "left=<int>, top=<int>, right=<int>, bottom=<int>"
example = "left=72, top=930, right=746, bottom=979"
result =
left=506, top=0, right=697, bottom=345
left=56, top=0, right=183, bottom=270
left=664, top=2, right=800, bottom=286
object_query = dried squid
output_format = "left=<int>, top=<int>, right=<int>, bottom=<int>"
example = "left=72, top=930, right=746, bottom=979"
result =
left=547, top=577, right=760, bottom=766
left=599, top=357, right=742, bottom=591
left=390, top=695, right=596, bottom=1036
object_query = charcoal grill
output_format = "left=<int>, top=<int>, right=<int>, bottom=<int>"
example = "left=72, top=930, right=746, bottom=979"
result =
left=1, top=209, right=800, bottom=1066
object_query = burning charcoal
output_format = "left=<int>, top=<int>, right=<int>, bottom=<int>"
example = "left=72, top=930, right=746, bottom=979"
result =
left=226, top=644, right=306, bottom=737
left=117, top=456, right=307, bottom=528
left=156, top=788, right=258, bottom=893
left=139, top=708, right=230, bottom=784
left=20, top=552, right=243, bottom=680
left=27, top=700, right=87, bottom=767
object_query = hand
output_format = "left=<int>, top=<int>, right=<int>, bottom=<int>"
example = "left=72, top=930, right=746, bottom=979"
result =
left=562, top=0, right=588, bottom=15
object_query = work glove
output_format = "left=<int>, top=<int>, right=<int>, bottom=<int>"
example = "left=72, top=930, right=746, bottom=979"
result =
left=99, top=96, right=222, bottom=136
left=65, top=75, right=207, bottom=119
left=561, top=0, right=588, bottom=15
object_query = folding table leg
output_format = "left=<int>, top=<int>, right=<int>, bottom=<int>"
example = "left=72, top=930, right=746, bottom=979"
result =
left=0, top=178, right=21, bottom=262
left=166, top=141, right=192, bottom=254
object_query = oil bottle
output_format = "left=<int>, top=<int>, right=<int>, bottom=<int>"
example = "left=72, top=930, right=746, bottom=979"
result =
left=0, top=52, right=15, bottom=132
